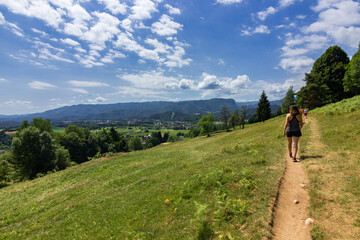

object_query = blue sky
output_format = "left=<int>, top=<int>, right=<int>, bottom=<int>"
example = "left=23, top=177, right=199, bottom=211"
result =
left=0, top=0, right=360, bottom=114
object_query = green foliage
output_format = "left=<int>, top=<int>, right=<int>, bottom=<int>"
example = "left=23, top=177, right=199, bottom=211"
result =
left=18, top=118, right=53, bottom=134
left=220, top=106, right=231, bottom=131
left=11, top=127, right=56, bottom=179
left=281, top=86, right=295, bottom=114
left=198, top=114, right=215, bottom=137
left=0, top=153, right=13, bottom=183
left=297, top=45, right=350, bottom=108
left=0, top=131, right=12, bottom=150
left=229, top=111, right=240, bottom=129
left=129, top=137, right=143, bottom=151
left=311, top=95, right=360, bottom=115
left=344, top=44, right=360, bottom=95
left=256, top=91, right=271, bottom=122
left=53, top=146, right=71, bottom=171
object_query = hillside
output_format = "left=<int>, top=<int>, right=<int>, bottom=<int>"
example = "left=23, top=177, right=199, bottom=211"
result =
left=1, top=96, right=358, bottom=239
left=0, top=115, right=287, bottom=239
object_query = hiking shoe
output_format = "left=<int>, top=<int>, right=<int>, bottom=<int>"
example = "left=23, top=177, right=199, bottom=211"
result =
left=289, top=153, right=292, bottom=158
left=293, top=157, right=297, bottom=162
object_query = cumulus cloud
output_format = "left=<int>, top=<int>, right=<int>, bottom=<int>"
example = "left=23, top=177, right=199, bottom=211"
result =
left=151, top=14, right=183, bottom=36
left=164, top=4, right=181, bottom=15
left=97, top=0, right=127, bottom=15
left=304, top=0, right=360, bottom=48
left=242, top=25, right=270, bottom=36
left=279, top=56, right=314, bottom=73
left=0, top=77, right=7, bottom=82
left=29, top=81, right=57, bottom=90
left=86, top=96, right=106, bottom=103
left=130, top=0, right=157, bottom=20
left=178, top=79, right=196, bottom=89
left=68, top=80, right=109, bottom=87
left=257, top=6, right=278, bottom=21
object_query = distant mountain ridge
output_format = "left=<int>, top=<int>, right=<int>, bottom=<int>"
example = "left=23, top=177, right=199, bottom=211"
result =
left=0, top=98, right=282, bottom=126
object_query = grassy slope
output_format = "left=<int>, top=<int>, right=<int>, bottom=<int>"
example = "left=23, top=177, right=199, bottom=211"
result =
left=301, top=96, right=360, bottom=239
left=0, top=117, right=286, bottom=239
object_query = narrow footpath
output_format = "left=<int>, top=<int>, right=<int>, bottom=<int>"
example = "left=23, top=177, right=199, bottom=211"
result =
left=272, top=119, right=311, bottom=240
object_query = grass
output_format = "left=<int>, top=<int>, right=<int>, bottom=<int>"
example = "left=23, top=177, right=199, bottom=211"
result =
left=301, top=96, right=360, bottom=239
left=0, top=116, right=286, bottom=239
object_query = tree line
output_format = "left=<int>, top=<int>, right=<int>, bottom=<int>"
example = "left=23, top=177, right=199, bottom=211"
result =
left=0, top=118, right=179, bottom=183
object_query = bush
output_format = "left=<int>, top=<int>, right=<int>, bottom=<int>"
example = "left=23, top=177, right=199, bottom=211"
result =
left=53, top=146, right=71, bottom=171
left=0, top=153, right=13, bottom=182
left=129, top=137, right=143, bottom=151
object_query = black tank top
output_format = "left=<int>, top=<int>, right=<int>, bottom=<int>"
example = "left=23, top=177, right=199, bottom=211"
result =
left=287, top=115, right=300, bottom=131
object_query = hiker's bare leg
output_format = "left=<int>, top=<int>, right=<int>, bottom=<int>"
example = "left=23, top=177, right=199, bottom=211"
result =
left=292, top=137, right=299, bottom=159
left=287, top=137, right=292, bottom=155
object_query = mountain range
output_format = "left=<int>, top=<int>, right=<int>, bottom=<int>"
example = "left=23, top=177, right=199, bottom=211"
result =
left=0, top=98, right=282, bottom=127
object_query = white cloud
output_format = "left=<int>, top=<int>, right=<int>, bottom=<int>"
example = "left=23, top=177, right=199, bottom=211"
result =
left=117, top=71, right=179, bottom=89
left=279, top=0, right=298, bottom=8
left=257, top=6, right=278, bottom=21
left=164, top=4, right=181, bottom=15
left=86, top=96, right=106, bottom=103
left=113, top=86, right=167, bottom=98
left=97, top=0, right=127, bottom=15
left=68, top=80, right=109, bottom=87
left=130, top=0, right=157, bottom=20
left=279, top=56, right=314, bottom=73
left=304, top=0, right=360, bottom=48
left=216, top=0, right=243, bottom=5
left=100, top=50, right=126, bottom=63
left=151, top=14, right=183, bottom=36
left=178, top=79, right=196, bottom=89
left=0, top=11, right=24, bottom=37
left=0, top=77, right=7, bottom=82
left=38, top=48, right=74, bottom=63
left=60, top=38, right=80, bottom=46
left=198, top=73, right=221, bottom=90
left=218, top=59, right=225, bottom=65
left=0, top=0, right=64, bottom=28
left=29, top=81, right=57, bottom=90
left=71, top=88, right=89, bottom=94
left=242, top=25, right=270, bottom=36
left=81, top=11, right=121, bottom=48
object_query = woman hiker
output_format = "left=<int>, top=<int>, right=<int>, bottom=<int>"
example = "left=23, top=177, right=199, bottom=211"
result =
left=283, top=105, right=303, bottom=162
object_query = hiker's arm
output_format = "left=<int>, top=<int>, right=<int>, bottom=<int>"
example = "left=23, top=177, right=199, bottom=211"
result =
left=298, top=115, right=303, bottom=129
left=283, top=115, right=289, bottom=137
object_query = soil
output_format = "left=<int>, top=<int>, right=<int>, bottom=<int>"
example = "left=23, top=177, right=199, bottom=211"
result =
left=271, top=119, right=311, bottom=240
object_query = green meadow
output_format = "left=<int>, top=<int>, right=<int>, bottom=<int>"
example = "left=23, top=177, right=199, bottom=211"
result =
left=0, top=116, right=285, bottom=239
left=1, top=96, right=360, bottom=239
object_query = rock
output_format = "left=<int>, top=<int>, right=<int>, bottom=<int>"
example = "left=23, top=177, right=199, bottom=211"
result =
left=299, top=183, right=306, bottom=188
left=294, top=200, right=300, bottom=204
left=305, top=218, right=314, bottom=225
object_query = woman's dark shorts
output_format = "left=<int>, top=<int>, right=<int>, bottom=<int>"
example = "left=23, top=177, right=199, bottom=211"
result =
left=286, top=130, right=302, bottom=137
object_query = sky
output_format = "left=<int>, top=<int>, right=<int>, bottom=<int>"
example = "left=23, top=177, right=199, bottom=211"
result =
left=0, top=0, right=360, bottom=115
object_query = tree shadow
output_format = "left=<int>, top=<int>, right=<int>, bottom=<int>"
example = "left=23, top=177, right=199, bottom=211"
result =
left=300, top=155, right=324, bottom=161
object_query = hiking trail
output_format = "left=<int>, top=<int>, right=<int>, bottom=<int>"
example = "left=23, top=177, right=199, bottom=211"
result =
left=271, top=118, right=312, bottom=240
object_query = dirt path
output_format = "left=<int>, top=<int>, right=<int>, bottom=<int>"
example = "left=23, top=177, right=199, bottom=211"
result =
left=272, top=119, right=311, bottom=240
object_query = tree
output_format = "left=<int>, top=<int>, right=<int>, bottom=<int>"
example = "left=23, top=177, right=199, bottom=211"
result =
left=229, top=110, right=240, bottom=129
left=281, top=86, right=295, bottom=114
left=239, top=105, right=248, bottom=129
left=220, top=106, right=231, bottom=131
left=11, top=127, right=56, bottom=179
left=344, top=43, right=360, bottom=95
left=256, top=91, right=272, bottom=123
left=297, top=45, right=350, bottom=108
left=129, top=137, right=143, bottom=151
left=198, top=114, right=215, bottom=137
left=18, top=118, right=52, bottom=134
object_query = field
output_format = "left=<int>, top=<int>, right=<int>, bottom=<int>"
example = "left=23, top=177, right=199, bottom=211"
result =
left=301, top=96, right=360, bottom=239
left=1, top=96, right=360, bottom=239
left=0, top=116, right=286, bottom=239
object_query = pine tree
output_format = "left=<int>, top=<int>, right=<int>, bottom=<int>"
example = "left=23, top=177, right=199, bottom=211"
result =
left=281, top=86, right=295, bottom=114
left=256, top=91, right=271, bottom=123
